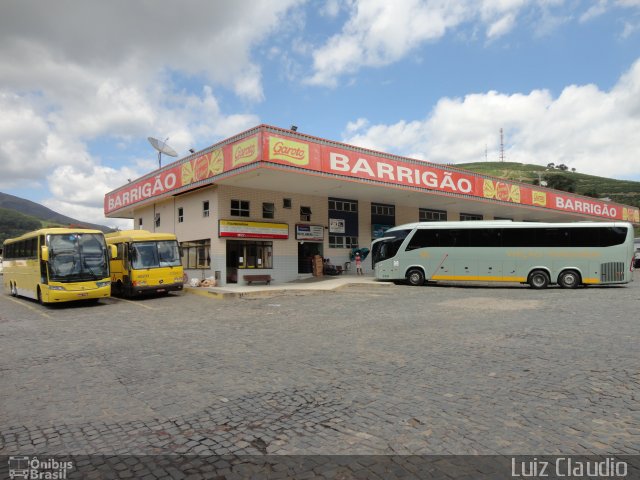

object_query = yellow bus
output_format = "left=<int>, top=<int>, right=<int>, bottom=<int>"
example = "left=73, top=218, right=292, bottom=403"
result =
left=3, top=228, right=116, bottom=304
left=105, top=230, right=184, bottom=297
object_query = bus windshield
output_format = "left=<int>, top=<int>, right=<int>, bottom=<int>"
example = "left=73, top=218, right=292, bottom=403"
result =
left=372, top=229, right=412, bottom=266
left=48, top=233, right=109, bottom=282
left=130, top=241, right=181, bottom=269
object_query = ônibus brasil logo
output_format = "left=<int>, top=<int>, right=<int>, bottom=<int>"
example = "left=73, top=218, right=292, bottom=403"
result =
left=8, top=456, right=73, bottom=479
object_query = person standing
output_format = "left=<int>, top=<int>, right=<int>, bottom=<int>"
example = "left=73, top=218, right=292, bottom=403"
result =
left=355, top=252, right=363, bottom=275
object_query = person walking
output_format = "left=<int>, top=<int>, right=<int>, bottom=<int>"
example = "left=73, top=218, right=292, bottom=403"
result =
left=355, top=252, right=363, bottom=275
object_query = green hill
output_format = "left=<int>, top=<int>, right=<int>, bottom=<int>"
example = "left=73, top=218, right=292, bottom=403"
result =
left=0, top=208, right=44, bottom=245
left=454, top=162, right=640, bottom=208
left=0, top=192, right=113, bottom=246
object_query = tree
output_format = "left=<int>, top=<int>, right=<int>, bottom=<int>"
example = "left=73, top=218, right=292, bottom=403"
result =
left=557, top=164, right=568, bottom=171
left=542, top=173, right=577, bottom=193
left=581, top=189, right=600, bottom=198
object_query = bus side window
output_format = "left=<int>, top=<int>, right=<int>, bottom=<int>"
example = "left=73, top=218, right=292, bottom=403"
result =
left=406, top=230, right=427, bottom=250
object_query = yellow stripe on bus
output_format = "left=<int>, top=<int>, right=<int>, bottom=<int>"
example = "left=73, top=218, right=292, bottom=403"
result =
left=582, top=278, right=600, bottom=284
left=431, top=275, right=527, bottom=282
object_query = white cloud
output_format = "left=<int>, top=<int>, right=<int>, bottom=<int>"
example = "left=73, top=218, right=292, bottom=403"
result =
left=0, top=93, right=50, bottom=186
left=486, top=13, right=518, bottom=39
left=42, top=197, right=133, bottom=231
left=617, top=0, right=640, bottom=7
left=580, top=0, right=609, bottom=22
left=41, top=163, right=142, bottom=230
left=0, top=1, right=294, bottom=225
left=320, top=0, right=343, bottom=18
left=344, top=117, right=370, bottom=135
left=306, top=0, right=540, bottom=86
left=342, top=58, right=640, bottom=179
left=307, top=0, right=640, bottom=86
left=580, top=0, right=640, bottom=24
left=621, top=19, right=640, bottom=37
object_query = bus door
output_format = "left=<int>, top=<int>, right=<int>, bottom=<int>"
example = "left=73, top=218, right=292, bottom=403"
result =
left=110, top=243, right=125, bottom=281
left=39, top=235, right=48, bottom=285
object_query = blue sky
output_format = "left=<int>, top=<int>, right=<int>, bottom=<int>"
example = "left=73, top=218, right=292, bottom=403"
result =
left=1, top=0, right=639, bottom=228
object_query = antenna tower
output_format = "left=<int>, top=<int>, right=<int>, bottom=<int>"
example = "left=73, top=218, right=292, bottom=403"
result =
left=499, top=128, right=505, bottom=162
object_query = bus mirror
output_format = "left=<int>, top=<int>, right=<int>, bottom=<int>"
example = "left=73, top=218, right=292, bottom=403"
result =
left=41, top=245, right=49, bottom=262
left=109, top=244, right=117, bottom=259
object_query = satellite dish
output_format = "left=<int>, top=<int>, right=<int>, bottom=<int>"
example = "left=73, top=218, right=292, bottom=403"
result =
left=148, top=136, right=178, bottom=168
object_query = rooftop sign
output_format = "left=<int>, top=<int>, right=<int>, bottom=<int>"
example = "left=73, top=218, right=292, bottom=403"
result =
left=105, top=125, right=640, bottom=224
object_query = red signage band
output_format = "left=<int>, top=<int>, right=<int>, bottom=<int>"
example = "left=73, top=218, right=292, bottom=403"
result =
left=105, top=126, right=640, bottom=223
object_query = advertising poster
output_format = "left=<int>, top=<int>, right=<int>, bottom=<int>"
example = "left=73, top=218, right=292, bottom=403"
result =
left=329, top=218, right=345, bottom=233
left=296, top=224, right=324, bottom=241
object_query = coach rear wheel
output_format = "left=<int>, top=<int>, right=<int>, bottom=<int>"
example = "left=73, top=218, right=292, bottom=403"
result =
left=558, top=270, right=581, bottom=289
left=528, top=270, right=550, bottom=289
left=406, top=269, right=425, bottom=286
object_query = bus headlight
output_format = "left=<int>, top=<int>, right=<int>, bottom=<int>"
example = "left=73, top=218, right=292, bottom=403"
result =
left=133, top=280, right=147, bottom=286
left=96, top=281, right=111, bottom=288
left=49, top=285, right=65, bottom=291
left=175, top=277, right=184, bottom=283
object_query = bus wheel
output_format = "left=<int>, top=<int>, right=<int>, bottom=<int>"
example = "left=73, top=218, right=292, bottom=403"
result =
left=406, top=269, right=425, bottom=286
left=528, top=270, right=550, bottom=289
left=558, top=270, right=581, bottom=289
left=37, top=286, right=44, bottom=305
left=10, top=282, right=18, bottom=296
left=112, top=281, right=123, bottom=297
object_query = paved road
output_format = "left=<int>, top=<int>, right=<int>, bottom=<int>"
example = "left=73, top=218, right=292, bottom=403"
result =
left=0, top=278, right=639, bottom=477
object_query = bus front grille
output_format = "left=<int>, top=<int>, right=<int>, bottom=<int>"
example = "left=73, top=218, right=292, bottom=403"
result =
left=600, top=262, right=625, bottom=283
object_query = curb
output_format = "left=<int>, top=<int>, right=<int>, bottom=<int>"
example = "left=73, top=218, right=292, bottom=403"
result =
left=183, top=287, right=238, bottom=299
left=183, top=279, right=393, bottom=300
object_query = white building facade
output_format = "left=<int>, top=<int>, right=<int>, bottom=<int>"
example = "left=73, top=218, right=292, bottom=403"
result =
left=105, top=125, right=640, bottom=285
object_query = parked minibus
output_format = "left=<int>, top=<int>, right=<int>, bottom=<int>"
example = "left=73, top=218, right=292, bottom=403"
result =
left=105, top=230, right=184, bottom=296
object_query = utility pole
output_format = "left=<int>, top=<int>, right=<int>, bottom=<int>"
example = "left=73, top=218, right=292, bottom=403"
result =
left=499, top=128, right=505, bottom=162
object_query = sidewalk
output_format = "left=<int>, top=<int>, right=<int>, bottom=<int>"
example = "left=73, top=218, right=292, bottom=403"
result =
left=184, top=273, right=391, bottom=299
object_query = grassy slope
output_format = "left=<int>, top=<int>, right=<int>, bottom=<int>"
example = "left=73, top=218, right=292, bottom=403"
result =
left=0, top=208, right=66, bottom=245
left=455, top=162, right=640, bottom=207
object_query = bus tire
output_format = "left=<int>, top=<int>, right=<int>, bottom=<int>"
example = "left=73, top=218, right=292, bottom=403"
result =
left=558, top=270, right=581, bottom=289
left=37, top=286, right=45, bottom=305
left=10, top=282, right=17, bottom=297
left=406, top=268, right=425, bottom=286
left=112, top=280, right=123, bottom=297
left=528, top=270, right=550, bottom=289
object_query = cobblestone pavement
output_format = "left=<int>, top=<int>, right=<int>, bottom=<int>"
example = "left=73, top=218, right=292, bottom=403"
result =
left=1, top=277, right=639, bottom=477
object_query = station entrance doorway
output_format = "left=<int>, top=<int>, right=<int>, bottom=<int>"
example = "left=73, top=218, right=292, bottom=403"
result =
left=298, top=242, right=322, bottom=274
